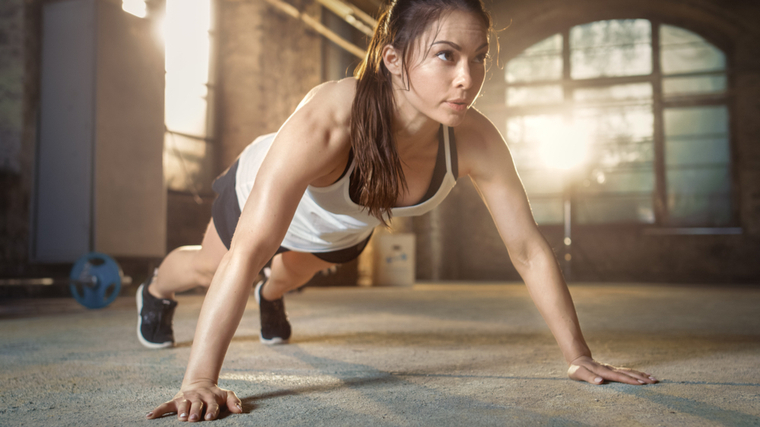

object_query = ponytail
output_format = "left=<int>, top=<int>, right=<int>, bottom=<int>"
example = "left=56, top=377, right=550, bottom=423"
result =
left=350, top=8, right=405, bottom=225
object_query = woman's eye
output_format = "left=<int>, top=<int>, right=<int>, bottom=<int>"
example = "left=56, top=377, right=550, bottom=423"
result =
left=436, top=51, right=454, bottom=62
left=474, top=53, right=490, bottom=63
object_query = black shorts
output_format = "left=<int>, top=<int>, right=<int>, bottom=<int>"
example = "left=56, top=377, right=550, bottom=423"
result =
left=210, top=159, right=372, bottom=264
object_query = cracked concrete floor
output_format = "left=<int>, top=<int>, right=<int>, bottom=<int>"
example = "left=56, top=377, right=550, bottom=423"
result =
left=1, top=283, right=759, bottom=426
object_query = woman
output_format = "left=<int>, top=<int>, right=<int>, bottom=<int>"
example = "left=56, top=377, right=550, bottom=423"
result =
left=143, top=0, right=657, bottom=421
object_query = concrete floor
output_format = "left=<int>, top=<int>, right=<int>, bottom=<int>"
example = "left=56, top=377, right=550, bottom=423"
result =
left=0, top=283, right=759, bottom=427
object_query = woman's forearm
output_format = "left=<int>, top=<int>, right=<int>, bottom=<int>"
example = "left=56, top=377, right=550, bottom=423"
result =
left=512, top=242, right=591, bottom=364
left=181, top=250, right=265, bottom=387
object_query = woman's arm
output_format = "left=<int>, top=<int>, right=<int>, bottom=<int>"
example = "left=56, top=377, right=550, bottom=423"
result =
left=458, top=111, right=657, bottom=386
left=147, top=80, right=356, bottom=421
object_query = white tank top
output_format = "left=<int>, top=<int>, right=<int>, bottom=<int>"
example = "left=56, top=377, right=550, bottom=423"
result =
left=235, top=127, right=458, bottom=253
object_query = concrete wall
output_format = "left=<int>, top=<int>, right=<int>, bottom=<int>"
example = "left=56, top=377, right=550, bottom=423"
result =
left=1, top=0, right=166, bottom=274
left=413, top=0, right=760, bottom=283
left=0, top=0, right=38, bottom=276
left=0, top=0, right=323, bottom=275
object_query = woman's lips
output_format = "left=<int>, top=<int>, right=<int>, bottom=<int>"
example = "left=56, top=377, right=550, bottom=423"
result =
left=446, top=101, right=468, bottom=112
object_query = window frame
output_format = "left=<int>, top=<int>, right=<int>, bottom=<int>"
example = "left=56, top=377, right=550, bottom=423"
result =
left=497, top=19, right=737, bottom=229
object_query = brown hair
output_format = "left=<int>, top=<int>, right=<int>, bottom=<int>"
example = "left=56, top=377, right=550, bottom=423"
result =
left=350, top=0, right=492, bottom=224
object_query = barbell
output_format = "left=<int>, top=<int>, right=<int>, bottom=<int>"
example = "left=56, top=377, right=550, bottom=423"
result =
left=0, top=252, right=128, bottom=309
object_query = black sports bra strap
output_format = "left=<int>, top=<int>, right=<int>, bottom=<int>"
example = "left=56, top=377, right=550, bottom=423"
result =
left=448, top=126, right=458, bottom=180
left=347, top=124, right=457, bottom=205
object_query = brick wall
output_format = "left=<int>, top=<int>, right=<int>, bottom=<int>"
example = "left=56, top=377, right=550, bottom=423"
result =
left=216, top=0, right=323, bottom=168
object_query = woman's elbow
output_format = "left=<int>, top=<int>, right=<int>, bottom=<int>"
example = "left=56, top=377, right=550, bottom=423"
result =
left=508, top=237, right=554, bottom=272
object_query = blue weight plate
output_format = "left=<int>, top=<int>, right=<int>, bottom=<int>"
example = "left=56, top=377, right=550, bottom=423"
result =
left=69, top=252, right=122, bottom=309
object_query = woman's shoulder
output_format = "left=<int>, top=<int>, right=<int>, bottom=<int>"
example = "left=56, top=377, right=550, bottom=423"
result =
left=455, top=108, right=505, bottom=151
left=295, top=78, right=357, bottom=120
left=453, top=108, right=511, bottom=178
left=285, top=78, right=357, bottom=144
left=274, top=79, right=357, bottom=177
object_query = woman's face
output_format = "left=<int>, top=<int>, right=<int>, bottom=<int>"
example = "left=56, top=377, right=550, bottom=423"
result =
left=395, top=10, right=489, bottom=128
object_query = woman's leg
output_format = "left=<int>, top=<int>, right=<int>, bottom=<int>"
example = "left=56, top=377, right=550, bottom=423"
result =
left=149, top=216, right=330, bottom=301
left=261, top=251, right=335, bottom=301
left=137, top=218, right=229, bottom=348
left=255, top=251, right=334, bottom=344
left=149, top=219, right=229, bottom=300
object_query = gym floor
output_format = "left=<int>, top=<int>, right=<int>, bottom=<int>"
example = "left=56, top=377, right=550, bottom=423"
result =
left=1, top=283, right=759, bottom=426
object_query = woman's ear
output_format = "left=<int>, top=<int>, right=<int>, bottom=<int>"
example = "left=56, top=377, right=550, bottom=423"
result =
left=382, top=45, right=403, bottom=76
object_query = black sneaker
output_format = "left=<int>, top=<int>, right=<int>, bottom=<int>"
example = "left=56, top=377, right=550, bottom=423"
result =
left=136, top=273, right=177, bottom=349
left=254, top=280, right=291, bottom=345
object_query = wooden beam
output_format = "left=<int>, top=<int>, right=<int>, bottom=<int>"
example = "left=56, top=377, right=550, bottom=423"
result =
left=261, top=0, right=367, bottom=58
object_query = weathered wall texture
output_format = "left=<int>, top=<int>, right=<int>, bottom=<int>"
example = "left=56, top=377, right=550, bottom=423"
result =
left=0, top=0, right=24, bottom=174
left=162, top=0, right=323, bottom=253
left=163, top=0, right=324, bottom=252
left=0, top=0, right=38, bottom=276
left=413, top=0, right=760, bottom=283
left=217, top=0, right=323, bottom=169
left=0, top=0, right=323, bottom=274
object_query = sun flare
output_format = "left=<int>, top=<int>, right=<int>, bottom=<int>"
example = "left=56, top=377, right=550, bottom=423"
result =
left=536, top=121, right=591, bottom=171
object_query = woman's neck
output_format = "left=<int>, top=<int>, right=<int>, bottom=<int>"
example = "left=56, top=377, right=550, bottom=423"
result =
left=392, top=108, right=440, bottom=154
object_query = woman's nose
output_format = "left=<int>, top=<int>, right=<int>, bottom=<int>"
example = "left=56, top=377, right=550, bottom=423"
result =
left=454, top=62, right=473, bottom=89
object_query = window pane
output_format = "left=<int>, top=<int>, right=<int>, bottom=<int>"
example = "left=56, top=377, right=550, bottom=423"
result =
left=507, top=85, right=563, bottom=106
left=578, top=169, right=654, bottom=194
left=520, top=171, right=564, bottom=195
left=165, top=0, right=211, bottom=78
left=520, top=34, right=563, bottom=55
left=576, top=195, right=655, bottom=224
left=666, top=137, right=729, bottom=166
left=668, top=194, right=731, bottom=226
left=594, top=140, right=655, bottom=170
left=528, top=197, right=563, bottom=224
left=164, top=0, right=214, bottom=193
left=660, top=25, right=725, bottom=74
left=506, top=115, right=564, bottom=170
left=163, top=133, right=215, bottom=193
left=667, top=167, right=730, bottom=194
left=573, top=83, right=654, bottom=181
left=165, top=80, right=209, bottom=137
left=664, top=106, right=731, bottom=225
left=506, top=114, right=565, bottom=145
left=662, top=75, right=727, bottom=96
left=574, top=83, right=652, bottom=105
left=575, top=104, right=654, bottom=168
left=570, top=20, right=652, bottom=79
left=506, top=115, right=566, bottom=225
left=506, top=34, right=563, bottom=83
left=573, top=99, right=654, bottom=224
left=664, top=106, right=728, bottom=139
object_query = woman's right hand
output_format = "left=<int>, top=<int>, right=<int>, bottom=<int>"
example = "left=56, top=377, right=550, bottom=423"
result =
left=146, top=381, right=243, bottom=422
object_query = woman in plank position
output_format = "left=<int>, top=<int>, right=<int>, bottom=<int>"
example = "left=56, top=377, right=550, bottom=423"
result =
left=140, top=0, right=658, bottom=421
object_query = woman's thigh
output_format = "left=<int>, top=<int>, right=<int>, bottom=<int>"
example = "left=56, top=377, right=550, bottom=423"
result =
left=195, top=219, right=229, bottom=277
left=276, top=250, right=336, bottom=279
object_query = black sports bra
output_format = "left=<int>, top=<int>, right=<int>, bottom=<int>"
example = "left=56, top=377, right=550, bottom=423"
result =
left=334, top=125, right=458, bottom=205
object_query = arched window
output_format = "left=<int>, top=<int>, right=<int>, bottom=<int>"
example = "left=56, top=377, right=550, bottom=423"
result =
left=505, top=20, right=731, bottom=227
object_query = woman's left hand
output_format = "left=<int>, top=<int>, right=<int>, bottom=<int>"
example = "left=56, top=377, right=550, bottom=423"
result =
left=567, top=356, right=658, bottom=385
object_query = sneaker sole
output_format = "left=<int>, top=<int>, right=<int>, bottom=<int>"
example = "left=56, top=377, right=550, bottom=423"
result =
left=136, top=283, right=173, bottom=349
left=255, top=280, right=289, bottom=346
